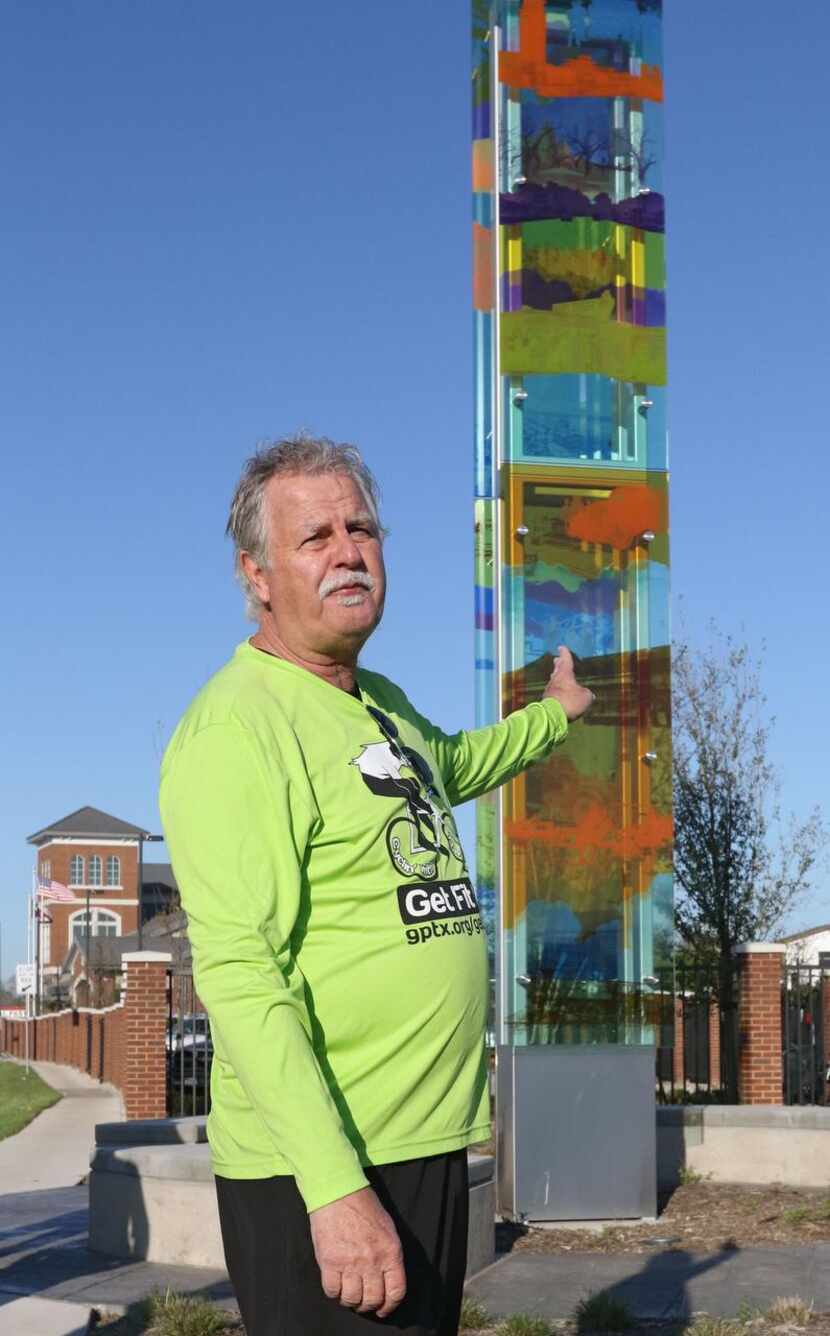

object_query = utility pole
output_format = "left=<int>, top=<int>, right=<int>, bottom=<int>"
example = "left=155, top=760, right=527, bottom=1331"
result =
left=137, top=831, right=164, bottom=951
left=85, top=879, right=91, bottom=1006
left=22, top=985, right=31, bottom=1074
left=137, top=834, right=144, bottom=951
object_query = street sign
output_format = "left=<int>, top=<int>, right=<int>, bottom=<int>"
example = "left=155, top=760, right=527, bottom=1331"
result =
left=15, top=962, right=34, bottom=995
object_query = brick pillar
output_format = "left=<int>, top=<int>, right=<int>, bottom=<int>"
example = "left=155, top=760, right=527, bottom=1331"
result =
left=708, top=998, right=721, bottom=1090
left=673, top=996, right=685, bottom=1089
left=122, top=952, right=171, bottom=1121
left=737, top=943, right=785, bottom=1105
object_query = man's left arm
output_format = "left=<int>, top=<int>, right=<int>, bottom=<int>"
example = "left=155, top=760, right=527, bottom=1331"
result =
left=415, top=645, right=595, bottom=806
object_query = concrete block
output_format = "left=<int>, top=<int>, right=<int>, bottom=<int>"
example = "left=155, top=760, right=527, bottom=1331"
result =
left=467, top=1177, right=496, bottom=1276
left=89, top=1139, right=496, bottom=1277
left=657, top=1104, right=830, bottom=1188
left=90, top=1163, right=225, bottom=1266
left=91, top=1143, right=214, bottom=1182
left=95, top=1115, right=207, bottom=1146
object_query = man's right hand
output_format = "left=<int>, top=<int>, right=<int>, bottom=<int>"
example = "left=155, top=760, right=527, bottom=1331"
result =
left=309, top=1186, right=407, bottom=1319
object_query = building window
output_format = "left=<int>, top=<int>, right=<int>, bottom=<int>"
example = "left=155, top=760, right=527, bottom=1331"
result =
left=41, top=859, right=52, bottom=882
left=106, top=855, right=121, bottom=887
left=70, top=909, right=120, bottom=945
left=69, top=855, right=84, bottom=886
left=88, top=855, right=102, bottom=887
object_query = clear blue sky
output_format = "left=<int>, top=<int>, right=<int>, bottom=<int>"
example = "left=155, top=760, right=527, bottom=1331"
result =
left=2, top=0, right=828, bottom=978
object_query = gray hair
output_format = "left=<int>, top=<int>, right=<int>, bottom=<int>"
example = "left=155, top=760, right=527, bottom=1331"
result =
left=226, top=433, right=385, bottom=621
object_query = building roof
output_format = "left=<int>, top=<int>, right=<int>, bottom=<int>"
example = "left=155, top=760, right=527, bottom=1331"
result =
left=66, top=910, right=191, bottom=973
left=27, top=806, right=154, bottom=845
left=778, top=924, right=830, bottom=943
left=142, top=862, right=177, bottom=889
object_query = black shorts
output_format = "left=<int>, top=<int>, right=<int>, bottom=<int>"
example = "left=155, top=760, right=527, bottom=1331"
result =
left=215, top=1150, right=469, bottom=1336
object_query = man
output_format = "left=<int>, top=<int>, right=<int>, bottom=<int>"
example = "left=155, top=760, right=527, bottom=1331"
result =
left=160, top=434, right=594, bottom=1336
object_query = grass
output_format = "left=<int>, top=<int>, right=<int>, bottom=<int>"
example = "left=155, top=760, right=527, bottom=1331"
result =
left=144, top=1292, right=230, bottom=1336
left=461, top=1296, right=494, bottom=1329
left=678, top=1299, right=815, bottom=1336
left=687, top=1319, right=744, bottom=1336
left=501, top=1317, right=553, bottom=1336
left=97, top=1292, right=235, bottom=1336
left=678, top=1166, right=709, bottom=1187
left=0, top=1060, right=61, bottom=1140
left=95, top=1288, right=822, bottom=1336
left=575, top=1292, right=636, bottom=1333
left=782, top=1207, right=811, bottom=1225
left=764, top=1297, right=813, bottom=1326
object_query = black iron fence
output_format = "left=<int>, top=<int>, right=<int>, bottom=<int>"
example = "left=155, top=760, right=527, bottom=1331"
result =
left=166, top=969, right=212, bottom=1117
left=163, top=959, right=830, bottom=1117
left=782, top=963, right=829, bottom=1106
left=654, top=959, right=739, bottom=1104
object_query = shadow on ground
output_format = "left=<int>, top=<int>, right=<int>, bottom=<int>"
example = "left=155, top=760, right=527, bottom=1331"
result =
left=0, top=1185, right=234, bottom=1314
left=470, top=1235, right=741, bottom=1324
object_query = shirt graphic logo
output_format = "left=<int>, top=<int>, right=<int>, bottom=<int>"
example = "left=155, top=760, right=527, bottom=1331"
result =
left=351, top=710, right=467, bottom=882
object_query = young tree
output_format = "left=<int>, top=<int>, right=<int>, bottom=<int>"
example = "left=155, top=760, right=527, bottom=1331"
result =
left=673, top=626, right=827, bottom=1098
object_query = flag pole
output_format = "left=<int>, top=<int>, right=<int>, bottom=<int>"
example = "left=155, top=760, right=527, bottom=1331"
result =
left=37, top=866, right=45, bottom=1011
left=35, top=900, right=41, bottom=1017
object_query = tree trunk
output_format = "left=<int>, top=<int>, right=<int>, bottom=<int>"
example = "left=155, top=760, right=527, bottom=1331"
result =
left=718, top=951, right=740, bottom=1102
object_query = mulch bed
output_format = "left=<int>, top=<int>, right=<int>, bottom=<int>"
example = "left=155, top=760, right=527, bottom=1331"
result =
left=498, top=1182, right=830, bottom=1256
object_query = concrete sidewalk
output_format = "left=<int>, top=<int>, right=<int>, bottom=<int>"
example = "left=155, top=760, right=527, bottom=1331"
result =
left=0, top=1060, right=125, bottom=1332
left=0, top=1294, right=94, bottom=1335
left=0, top=1060, right=122, bottom=1193
left=5, top=1181, right=830, bottom=1329
left=466, top=1243, right=830, bottom=1322
left=3, top=1070, right=830, bottom=1334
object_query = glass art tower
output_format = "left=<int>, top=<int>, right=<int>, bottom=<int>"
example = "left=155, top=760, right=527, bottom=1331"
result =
left=473, top=0, right=672, bottom=1220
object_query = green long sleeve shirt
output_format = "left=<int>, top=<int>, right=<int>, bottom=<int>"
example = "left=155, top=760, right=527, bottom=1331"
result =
left=159, top=641, right=568, bottom=1212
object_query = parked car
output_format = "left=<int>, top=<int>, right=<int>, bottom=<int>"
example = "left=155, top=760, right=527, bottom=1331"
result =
left=167, top=1013, right=213, bottom=1089
left=167, top=1012, right=212, bottom=1054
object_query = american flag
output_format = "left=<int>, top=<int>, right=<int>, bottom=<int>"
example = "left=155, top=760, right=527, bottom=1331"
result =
left=37, top=877, right=75, bottom=902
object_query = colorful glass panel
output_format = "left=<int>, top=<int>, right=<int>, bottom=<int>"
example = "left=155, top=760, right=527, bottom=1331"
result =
left=473, top=0, right=671, bottom=1047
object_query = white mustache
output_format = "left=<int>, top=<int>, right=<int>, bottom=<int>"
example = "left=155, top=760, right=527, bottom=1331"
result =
left=318, top=571, right=376, bottom=599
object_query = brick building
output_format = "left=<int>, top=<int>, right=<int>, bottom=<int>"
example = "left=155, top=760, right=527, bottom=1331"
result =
left=27, top=806, right=177, bottom=998
left=62, top=908, right=190, bottom=1008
